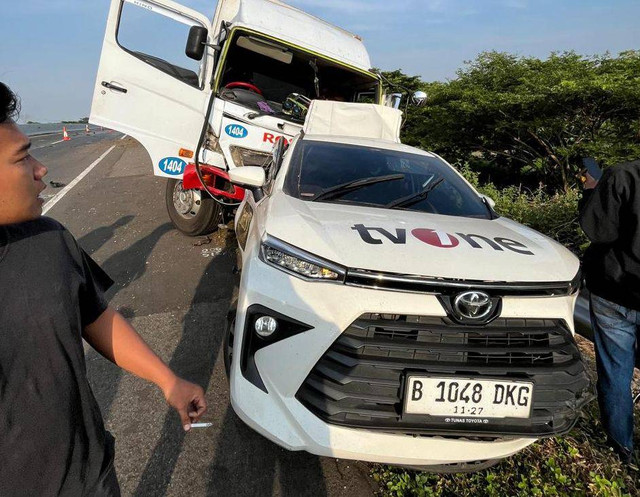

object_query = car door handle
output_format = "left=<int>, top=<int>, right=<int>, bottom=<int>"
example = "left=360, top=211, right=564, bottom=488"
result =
left=101, top=81, right=128, bottom=93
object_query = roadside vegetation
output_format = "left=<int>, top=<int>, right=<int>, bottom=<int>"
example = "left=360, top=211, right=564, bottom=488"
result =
left=372, top=52, right=640, bottom=496
left=385, top=50, right=640, bottom=193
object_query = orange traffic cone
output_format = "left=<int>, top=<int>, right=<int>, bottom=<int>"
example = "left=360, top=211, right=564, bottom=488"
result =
left=63, top=127, right=71, bottom=141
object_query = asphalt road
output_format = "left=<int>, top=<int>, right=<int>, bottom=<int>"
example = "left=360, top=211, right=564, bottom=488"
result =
left=34, top=134, right=378, bottom=497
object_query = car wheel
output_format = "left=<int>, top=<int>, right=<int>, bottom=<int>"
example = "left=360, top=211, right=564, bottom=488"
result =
left=224, top=313, right=235, bottom=379
left=165, top=179, right=222, bottom=236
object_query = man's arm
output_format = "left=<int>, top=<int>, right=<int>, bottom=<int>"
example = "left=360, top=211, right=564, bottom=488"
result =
left=578, top=170, right=623, bottom=244
left=83, top=306, right=206, bottom=431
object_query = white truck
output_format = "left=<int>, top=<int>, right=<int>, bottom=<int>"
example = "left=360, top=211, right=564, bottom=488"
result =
left=91, top=0, right=389, bottom=235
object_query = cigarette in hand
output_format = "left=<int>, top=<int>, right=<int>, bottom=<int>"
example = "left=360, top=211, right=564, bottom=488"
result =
left=189, top=422, right=213, bottom=429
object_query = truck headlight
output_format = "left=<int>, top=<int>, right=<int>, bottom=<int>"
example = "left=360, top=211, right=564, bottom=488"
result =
left=229, top=146, right=271, bottom=168
left=260, top=236, right=346, bottom=282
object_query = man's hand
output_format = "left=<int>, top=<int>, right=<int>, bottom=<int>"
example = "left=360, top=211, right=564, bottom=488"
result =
left=583, top=172, right=599, bottom=190
left=83, top=308, right=208, bottom=432
left=162, top=377, right=207, bottom=432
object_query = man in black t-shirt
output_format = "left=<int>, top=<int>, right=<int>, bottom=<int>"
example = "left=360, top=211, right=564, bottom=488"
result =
left=0, top=83, right=208, bottom=496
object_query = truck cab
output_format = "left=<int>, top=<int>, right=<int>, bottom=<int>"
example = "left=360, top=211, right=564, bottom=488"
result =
left=91, top=0, right=383, bottom=235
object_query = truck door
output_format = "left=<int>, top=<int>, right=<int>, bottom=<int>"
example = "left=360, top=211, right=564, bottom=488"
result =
left=91, top=0, right=214, bottom=178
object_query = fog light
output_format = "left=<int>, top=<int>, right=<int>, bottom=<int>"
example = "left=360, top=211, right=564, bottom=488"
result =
left=254, top=316, right=278, bottom=338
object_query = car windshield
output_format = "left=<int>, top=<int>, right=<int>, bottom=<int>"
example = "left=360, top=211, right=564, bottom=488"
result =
left=283, top=140, right=492, bottom=219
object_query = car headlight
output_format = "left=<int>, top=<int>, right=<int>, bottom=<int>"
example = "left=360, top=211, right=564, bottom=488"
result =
left=260, top=236, right=346, bottom=282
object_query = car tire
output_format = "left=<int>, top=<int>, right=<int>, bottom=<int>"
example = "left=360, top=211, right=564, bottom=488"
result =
left=224, top=280, right=240, bottom=379
left=165, top=179, right=222, bottom=236
left=224, top=312, right=235, bottom=379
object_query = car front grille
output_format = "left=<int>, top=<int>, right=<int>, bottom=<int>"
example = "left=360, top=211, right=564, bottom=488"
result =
left=296, top=314, right=591, bottom=437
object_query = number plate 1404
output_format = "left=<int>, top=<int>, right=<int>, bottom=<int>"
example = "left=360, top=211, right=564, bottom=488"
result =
left=404, top=376, right=534, bottom=419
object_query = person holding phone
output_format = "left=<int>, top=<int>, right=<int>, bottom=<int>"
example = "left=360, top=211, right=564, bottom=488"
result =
left=0, top=83, right=207, bottom=496
left=578, top=156, right=640, bottom=466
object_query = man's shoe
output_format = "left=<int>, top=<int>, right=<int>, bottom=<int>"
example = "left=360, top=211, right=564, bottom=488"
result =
left=606, top=437, right=633, bottom=465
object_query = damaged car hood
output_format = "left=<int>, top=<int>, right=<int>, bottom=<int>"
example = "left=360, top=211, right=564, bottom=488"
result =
left=263, top=192, right=580, bottom=283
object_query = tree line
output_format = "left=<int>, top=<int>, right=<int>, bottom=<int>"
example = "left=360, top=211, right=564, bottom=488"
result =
left=383, top=50, right=640, bottom=193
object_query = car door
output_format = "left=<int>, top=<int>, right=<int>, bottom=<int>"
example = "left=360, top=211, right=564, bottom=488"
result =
left=90, top=0, right=214, bottom=178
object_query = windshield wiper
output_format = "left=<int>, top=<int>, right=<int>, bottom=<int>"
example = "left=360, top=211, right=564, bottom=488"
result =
left=310, top=174, right=405, bottom=202
left=385, top=177, right=444, bottom=209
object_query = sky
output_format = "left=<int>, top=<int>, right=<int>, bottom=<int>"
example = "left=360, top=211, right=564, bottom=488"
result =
left=0, top=0, right=638, bottom=123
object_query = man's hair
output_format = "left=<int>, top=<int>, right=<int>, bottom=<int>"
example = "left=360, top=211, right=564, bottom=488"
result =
left=0, top=82, right=20, bottom=124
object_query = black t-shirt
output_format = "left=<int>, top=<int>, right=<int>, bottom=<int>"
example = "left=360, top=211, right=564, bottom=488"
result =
left=0, top=217, right=114, bottom=496
left=578, top=160, right=640, bottom=310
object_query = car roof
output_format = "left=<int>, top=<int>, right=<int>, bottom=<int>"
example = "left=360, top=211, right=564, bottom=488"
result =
left=303, top=101, right=402, bottom=143
left=299, top=134, right=438, bottom=158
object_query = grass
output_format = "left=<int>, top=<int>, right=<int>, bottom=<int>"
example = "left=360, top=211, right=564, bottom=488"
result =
left=371, top=338, right=639, bottom=497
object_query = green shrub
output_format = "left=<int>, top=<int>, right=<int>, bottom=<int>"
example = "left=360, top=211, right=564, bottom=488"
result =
left=372, top=400, right=639, bottom=497
left=458, top=164, right=590, bottom=255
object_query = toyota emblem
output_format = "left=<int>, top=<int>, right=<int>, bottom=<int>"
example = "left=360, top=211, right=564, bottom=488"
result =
left=453, top=291, right=493, bottom=320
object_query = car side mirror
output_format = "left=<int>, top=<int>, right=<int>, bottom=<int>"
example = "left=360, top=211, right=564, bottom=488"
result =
left=481, top=195, right=496, bottom=209
left=229, top=167, right=266, bottom=188
left=272, top=139, right=287, bottom=166
left=185, top=26, right=208, bottom=61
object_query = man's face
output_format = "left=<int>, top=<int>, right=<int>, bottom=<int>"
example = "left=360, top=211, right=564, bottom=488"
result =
left=0, top=120, right=48, bottom=224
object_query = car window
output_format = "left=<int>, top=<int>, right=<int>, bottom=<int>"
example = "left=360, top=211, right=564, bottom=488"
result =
left=284, top=140, right=491, bottom=219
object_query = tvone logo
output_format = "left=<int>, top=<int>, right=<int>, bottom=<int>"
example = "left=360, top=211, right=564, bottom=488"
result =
left=351, top=224, right=534, bottom=255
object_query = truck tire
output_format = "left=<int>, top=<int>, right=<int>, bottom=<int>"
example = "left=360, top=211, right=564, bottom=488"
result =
left=165, top=179, right=222, bottom=236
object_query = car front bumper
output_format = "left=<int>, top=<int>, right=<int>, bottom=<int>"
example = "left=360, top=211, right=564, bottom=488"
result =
left=229, top=255, right=590, bottom=466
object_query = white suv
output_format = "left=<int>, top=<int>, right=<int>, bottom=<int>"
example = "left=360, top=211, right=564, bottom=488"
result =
left=224, top=102, right=590, bottom=469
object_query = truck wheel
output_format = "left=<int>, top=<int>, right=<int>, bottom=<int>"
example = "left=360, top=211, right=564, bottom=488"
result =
left=165, top=179, right=222, bottom=236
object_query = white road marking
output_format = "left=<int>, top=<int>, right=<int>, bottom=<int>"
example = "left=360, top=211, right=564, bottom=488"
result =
left=31, top=138, right=66, bottom=151
left=42, top=145, right=116, bottom=215
left=120, top=134, right=127, bottom=140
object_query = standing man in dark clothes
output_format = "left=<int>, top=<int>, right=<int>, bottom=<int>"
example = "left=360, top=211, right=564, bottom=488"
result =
left=578, top=160, right=640, bottom=465
left=0, top=83, right=207, bottom=496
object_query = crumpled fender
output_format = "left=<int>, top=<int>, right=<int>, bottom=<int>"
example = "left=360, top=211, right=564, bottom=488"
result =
left=182, top=163, right=245, bottom=201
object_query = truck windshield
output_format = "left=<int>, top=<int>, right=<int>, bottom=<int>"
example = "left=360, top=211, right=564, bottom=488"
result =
left=284, top=140, right=493, bottom=219
left=217, top=32, right=380, bottom=123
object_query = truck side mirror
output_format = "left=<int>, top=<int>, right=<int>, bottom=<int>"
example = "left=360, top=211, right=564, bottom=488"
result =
left=384, top=93, right=403, bottom=109
left=229, top=167, right=266, bottom=188
left=185, top=26, right=208, bottom=61
left=412, top=91, right=427, bottom=106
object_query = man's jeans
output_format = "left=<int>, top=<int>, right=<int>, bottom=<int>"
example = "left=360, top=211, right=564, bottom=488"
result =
left=589, top=293, right=637, bottom=455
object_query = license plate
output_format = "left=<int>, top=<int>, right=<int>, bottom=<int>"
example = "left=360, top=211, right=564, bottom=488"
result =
left=404, top=376, right=533, bottom=419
